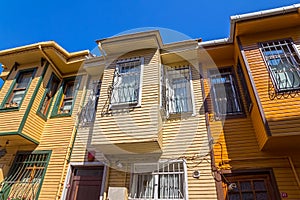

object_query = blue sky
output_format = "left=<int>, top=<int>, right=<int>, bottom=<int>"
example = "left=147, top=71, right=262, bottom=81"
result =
left=0, top=0, right=299, bottom=87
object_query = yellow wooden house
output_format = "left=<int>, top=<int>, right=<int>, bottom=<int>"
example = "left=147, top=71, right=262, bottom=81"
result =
left=63, top=31, right=218, bottom=200
left=201, top=3, right=300, bottom=200
left=0, top=42, right=89, bottom=200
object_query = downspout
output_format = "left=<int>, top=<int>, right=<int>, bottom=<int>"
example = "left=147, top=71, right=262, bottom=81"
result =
left=198, top=62, right=224, bottom=200
left=55, top=74, right=89, bottom=200
left=288, top=156, right=300, bottom=190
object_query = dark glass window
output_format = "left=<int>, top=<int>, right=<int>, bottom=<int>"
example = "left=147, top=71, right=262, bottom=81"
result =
left=210, top=68, right=242, bottom=118
left=39, top=73, right=60, bottom=115
left=5, top=70, right=35, bottom=107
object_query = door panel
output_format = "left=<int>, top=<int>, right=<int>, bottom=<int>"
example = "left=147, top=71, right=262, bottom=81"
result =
left=67, top=166, right=104, bottom=200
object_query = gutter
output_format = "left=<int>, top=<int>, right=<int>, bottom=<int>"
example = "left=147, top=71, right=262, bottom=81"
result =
left=199, top=3, right=300, bottom=47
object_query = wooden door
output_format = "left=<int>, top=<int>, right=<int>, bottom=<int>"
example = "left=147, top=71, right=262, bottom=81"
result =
left=67, top=166, right=104, bottom=200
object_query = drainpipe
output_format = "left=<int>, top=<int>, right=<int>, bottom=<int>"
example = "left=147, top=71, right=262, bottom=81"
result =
left=197, top=61, right=224, bottom=200
left=288, top=156, right=300, bottom=190
left=55, top=75, right=89, bottom=200
left=40, top=45, right=90, bottom=199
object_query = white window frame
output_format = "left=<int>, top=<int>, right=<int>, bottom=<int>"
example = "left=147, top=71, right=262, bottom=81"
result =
left=129, top=160, right=188, bottom=200
left=162, top=65, right=195, bottom=116
left=110, top=57, right=144, bottom=108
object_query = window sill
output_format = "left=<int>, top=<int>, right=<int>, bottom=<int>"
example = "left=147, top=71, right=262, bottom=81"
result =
left=36, top=111, right=47, bottom=121
left=213, top=112, right=246, bottom=121
left=109, top=102, right=140, bottom=110
left=50, top=112, right=72, bottom=118
left=0, top=106, right=20, bottom=112
left=167, top=111, right=194, bottom=120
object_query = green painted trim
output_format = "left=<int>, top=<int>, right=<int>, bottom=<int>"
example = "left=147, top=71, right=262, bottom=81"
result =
left=50, top=76, right=82, bottom=118
left=0, top=79, right=16, bottom=108
left=0, top=107, right=19, bottom=112
left=34, top=150, right=52, bottom=200
left=36, top=72, right=59, bottom=120
left=3, top=150, right=52, bottom=200
left=0, top=131, right=39, bottom=145
left=18, top=63, right=49, bottom=135
left=0, top=67, right=37, bottom=110
left=36, top=90, right=48, bottom=121
left=67, top=75, right=92, bottom=163
left=67, top=128, right=78, bottom=163
left=50, top=86, right=63, bottom=117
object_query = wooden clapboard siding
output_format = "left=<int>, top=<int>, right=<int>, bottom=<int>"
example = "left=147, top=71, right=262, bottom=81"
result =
left=160, top=63, right=217, bottom=199
left=22, top=66, right=54, bottom=142
left=240, top=27, right=300, bottom=140
left=92, top=49, right=161, bottom=151
left=36, top=75, right=87, bottom=199
left=203, top=34, right=300, bottom=198
left=0, top=63, right=42, bottom=134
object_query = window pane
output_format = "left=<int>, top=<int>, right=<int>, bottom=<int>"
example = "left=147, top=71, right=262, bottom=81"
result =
left=11, top=90, right=26, bottom=105
left=261, top=39, right=300, bottom=91
left=211, top=69, right=241, bottom=116
left=131, top=162, right=185, bottom=199
left=167, top=66, right=193, bottom=114
left=242, top=192, right=254, bottom=200
left=111, top=60, right=141, bottom=105
left=16, top=72, right=32, bottom=88
left=256, top=192, right=268, bottom=200
left=254, top=180, right=266, bottom=191
left=229, top=193, right=240, bottom=200
left=40, top=74, right=60, bottom=115
left=240, top=181, right=252, bottom=191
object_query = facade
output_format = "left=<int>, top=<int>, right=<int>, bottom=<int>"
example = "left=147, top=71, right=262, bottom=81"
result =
left=0, top=3, right=299, bottom=200
left=0, top=42, right=89, bottom=199
left=202, top=4, right=300, bottom=200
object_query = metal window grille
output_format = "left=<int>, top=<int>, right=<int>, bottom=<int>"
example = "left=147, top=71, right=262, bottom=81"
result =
left=166, top=66, right=193, bottom=115
left=260, top=39, right=300, bottom=92
left=210, top=68, right=242, bottom=118
left=131, top=161, right=185, bottom=199
left=0, top=152, right=50, bottom=200
left=79, top=80, right=101, bottom=126
left=111, top=59, right=141, bottom=105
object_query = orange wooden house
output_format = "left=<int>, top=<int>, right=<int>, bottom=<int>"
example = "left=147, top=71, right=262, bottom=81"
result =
left=201, top=3, right=300, bottom=200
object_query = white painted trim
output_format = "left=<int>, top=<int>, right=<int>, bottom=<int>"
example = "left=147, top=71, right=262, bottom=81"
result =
left=183, top=160, right=189, bottom=200
left=60, top=164, right=72, bottom=200
left=60, top=162, right=106, bottom=200
left=138, top=57, right=144, bottom=107
left=189, top=65, right=197, bottom=116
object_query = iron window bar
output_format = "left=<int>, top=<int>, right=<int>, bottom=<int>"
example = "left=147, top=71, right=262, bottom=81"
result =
left=110, top=59, right=142, bottom=106
left=165, top=66, right=193, bottom=116
left=260, top=39, right=300, bottom=99
left=130, top=161, right=185, bottom=199
left=210, top=68, right=243, bottom=120
left=79, top=80, right=101, bottom=126
left=0, top=152, right=50, bottom=200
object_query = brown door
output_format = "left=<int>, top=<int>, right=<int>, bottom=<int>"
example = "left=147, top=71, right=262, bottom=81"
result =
left=67, top=166, right=104, bottom=200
